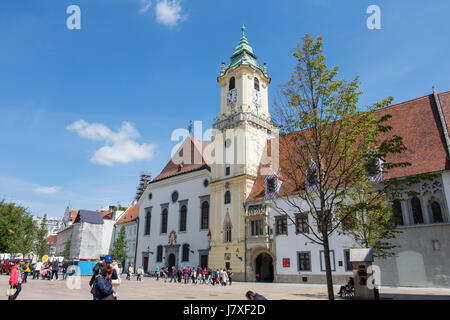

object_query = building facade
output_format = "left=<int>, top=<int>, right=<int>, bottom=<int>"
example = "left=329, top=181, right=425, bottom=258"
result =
left=113, top=204, right=140, bottom=269
left=136, top=137, right=211, bottom=273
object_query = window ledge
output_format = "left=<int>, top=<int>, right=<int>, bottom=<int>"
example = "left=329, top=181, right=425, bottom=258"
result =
left=396, top=222, right=450, bottom=230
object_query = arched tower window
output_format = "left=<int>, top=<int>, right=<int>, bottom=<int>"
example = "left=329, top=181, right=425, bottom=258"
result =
left=229, top=77, right=235, bottom=90
left=182, top=244, right=190, bottom=262
left=392, top=200, right=403, bottom=225
left=224, top=214, right=232, bottom=243
left=179, top=205, right=187, bottom=232
left=431, top=201, right=444, bottom=223
left=224, top=191, right=231, bottom=204
left=411, top=197, right=424, bottom=224
left=201, top=201, right=209, bottom=230
left=254, top=77, right=260, bottom=91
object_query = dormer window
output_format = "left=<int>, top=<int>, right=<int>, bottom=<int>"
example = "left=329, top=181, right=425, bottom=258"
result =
left=264, top=173, right=282, bottom=199
left=254, top=77, right=260, bottom=91
left=229, top=77, right=235, bottom=90
left=306, top=162, right=318, bottom=189
left=267, top=178, right=275, bottom=193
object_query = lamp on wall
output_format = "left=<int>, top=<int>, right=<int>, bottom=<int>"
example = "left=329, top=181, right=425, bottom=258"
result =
left=236, top=248, right=243, bottom=261
left=146, top=246, right=154, bottom=255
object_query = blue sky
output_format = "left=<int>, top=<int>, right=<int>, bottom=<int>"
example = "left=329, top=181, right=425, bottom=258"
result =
left=1, top=0, right=449, bottom=218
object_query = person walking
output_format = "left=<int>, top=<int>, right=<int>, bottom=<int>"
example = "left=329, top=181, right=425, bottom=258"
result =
left=169, top=266, right=175, bottom=283
left=51, top=260, right=59, bottom=280
left=34, top=260, right=43, bottom=280
left=221, top=269, right=229, bottom=286
left=136, top=266, right=144, bottom=281
left=89, top=255, right=116, bottom=287
left=111, top=261, right=121, bottom=294
left=22, top=261, right=31, bottom=283
left=62, top=261, right=68, bottom=280
left=156, top=266, right=160, bottom=281
left=183, top=267, right=189, bottom=284
left=227, top=268, right=233, bottom=286
left=90, top=265, right=118, bottom=300
left=8, top=259, right=24, bottom=300
left=126, top=264, right=133, bottom=280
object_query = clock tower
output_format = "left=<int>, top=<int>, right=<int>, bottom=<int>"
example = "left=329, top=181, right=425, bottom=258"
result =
left=209, top=26, right=277, bottom=281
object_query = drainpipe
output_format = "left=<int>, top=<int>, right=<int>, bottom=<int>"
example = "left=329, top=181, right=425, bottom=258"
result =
left=433, top=86, right=450, bottom=159
left=134, top=218, right=139, bottom=270
left=243, top=201, right=247, bottom=282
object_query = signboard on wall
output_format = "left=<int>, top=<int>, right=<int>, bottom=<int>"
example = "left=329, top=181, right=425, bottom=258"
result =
left=282, top=258, right=290, bottom=268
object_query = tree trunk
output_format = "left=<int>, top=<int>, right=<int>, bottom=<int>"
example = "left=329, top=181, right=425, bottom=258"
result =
left=323, top=235, right=334, bottom=300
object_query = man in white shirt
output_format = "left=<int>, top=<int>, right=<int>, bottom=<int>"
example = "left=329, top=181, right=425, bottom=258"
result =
left=34, top=260, right=43, bottom=280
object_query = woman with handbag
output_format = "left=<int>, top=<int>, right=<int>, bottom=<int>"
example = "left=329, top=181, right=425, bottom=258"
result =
left=8, top=259, right=24, bottom=300
left=90, top=265, right=118, bottom=300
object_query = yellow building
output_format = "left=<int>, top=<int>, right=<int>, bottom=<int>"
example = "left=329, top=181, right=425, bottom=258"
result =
left=209, top=26, right=277, bottom=281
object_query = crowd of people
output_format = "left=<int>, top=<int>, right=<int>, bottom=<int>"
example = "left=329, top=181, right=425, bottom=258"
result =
left=150, top=265, right=234, bottom=286
left=5, top=256, right=267, bottom=300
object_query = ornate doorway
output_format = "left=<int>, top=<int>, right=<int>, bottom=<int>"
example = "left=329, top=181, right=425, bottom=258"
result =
left=168, top=254, right=176, bottom=270
left=255, top=253, right=274, bottom=282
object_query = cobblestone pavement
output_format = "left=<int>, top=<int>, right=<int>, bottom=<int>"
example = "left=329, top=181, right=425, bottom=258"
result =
left=2, top=275, right=450, bottom=300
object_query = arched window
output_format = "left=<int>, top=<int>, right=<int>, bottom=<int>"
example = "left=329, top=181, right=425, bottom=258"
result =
left=179, top=205, right=187, bottom=232
left=161, top=208, right=168, bottom=234
left=201, top=201, right=209, bottom=230
left=392, top=200, right=403, bottom=225
left=411, top=197, right=424, bottom=224
left=224, top=191, right=231, bottom=204
left=182, top=243, right=190, bottom=262
left=156, top=245, right=163, bottom=262
left=254, top=77, right=260, bottom=91
left=229, top=77, right=235, bottom=90
left=306, top=167, right=317, bottom=187
left=431, top=201, right=444, bottom=223
left=144, top=210, right=151, bottom=235
left=224, top=215, right=232, bottom=243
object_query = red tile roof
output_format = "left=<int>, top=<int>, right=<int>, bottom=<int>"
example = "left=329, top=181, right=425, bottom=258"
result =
left=47, top=235, right=57, bottom=246
left=152, top=136, right=210, bottom=183
left=71, top=210, right=78, bottom=223
left=247, top=90, right=450, bottom=202
left=115, top=205, right=140, bottom=225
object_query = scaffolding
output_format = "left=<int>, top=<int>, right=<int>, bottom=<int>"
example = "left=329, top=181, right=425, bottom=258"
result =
left=135, top=172, right=151, bottom=201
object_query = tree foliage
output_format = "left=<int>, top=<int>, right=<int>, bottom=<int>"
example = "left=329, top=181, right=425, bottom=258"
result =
left=0, top=200, right=37, bottom=256
left=273, top=34, right=409, bottom=299
left=63, top=236, right=72, bottom=260
left=34, top=214, right=49, bottom=258
left=110, top=225, right=128, bottom=264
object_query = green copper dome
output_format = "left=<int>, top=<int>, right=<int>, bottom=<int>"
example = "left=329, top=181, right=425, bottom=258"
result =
left=225, top=25, right=264, bottom=73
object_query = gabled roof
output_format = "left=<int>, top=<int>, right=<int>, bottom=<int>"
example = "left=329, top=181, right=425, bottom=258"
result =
left=74, top=210, right=104, bottom=225
left=152, top=136, right=210, bottom=183
left=115, top=205, right=140, bottom=226
left=247, top=90, right=450, bottom=202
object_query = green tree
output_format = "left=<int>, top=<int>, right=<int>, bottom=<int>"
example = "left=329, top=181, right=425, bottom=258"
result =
left=110, top=225, right=128, bottom=264
left=336, top=178, right=401, bottom=259
left=34, top=214, right=49, bottom=258
left=63, top=237, right=72, bottom=260
left=0, top=200, right=37, bottom=255
left=273, top=34, right=408, bottom=299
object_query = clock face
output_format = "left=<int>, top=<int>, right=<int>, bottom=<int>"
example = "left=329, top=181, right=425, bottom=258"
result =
left=227, top=89, right=237, bottom=105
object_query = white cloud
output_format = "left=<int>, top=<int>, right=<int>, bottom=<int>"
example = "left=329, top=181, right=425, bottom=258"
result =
left=139, top=0, right=152, bottom=14
left=155, top=0, right=183, bottom=27
left=33, top=186, right=61, bottom=194
left=67, top=120, right=156, bottom=166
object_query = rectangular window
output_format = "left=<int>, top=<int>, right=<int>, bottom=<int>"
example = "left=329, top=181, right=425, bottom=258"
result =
left=156, top=246, right=163, bottom=262
left=295, top=213, right=309, bottom=234
left=275, top=216, right=288, bottom=235
left=298, top=252, right=311, bottom=271
left=144, top=210, right=151, bottom=235
left=344, top=249, right=352, bottom=271
left=320, top=250, right=336, bottom=272
left=251, top=220, right=264, bottom=236
left=225, top=166, right=230, bottom=176
left=161, top=209, right=168, bottom=234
